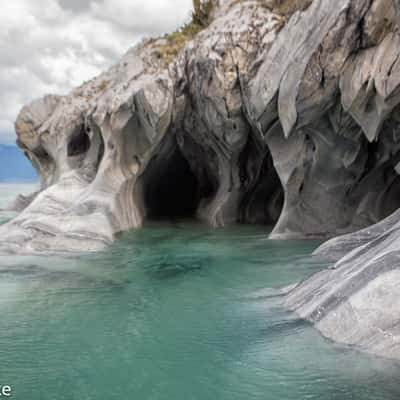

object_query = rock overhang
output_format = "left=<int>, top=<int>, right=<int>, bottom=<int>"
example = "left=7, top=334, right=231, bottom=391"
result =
left=5, top=0, right=400, bottom=360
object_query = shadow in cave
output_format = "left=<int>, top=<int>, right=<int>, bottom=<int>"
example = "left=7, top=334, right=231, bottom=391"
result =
left=239, top=137, right=284, bottom=226
left=68, top=125, right=90, bottom=157
left=141, top=134, right=285, bottom=226
left=142, top=139, right=202, bottom=221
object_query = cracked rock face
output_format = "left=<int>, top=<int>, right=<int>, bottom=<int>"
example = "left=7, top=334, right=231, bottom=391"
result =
left=4, top=0, right=400, bottom=359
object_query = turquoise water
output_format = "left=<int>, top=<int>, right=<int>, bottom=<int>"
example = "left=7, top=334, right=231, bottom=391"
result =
left=0, top=185, right=399, bottom=399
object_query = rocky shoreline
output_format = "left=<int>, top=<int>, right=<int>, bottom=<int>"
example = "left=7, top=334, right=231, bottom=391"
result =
left=4, top=0, right=400, bottom=359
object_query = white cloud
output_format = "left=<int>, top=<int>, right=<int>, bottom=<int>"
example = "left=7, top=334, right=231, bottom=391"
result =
left=0, top=0, right=193, bottom=144
left=91, top=0, right=192, bottom=34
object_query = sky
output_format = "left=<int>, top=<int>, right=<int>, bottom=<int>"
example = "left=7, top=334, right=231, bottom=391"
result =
left=0, top=0, right=193, bottom=144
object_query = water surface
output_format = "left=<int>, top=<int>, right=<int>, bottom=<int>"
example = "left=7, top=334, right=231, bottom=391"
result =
left=0, top=184, right=399, bottom=400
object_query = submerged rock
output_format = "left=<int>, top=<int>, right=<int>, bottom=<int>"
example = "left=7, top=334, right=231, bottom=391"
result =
left=3, top=0, right=400, bottom=359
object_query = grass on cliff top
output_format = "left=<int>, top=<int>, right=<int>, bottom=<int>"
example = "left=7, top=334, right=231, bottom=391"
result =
left=153, top=0, right=216, bottom=64
left=152, top=0, right=312, bottom=63
left=270, top=0, right=313, bottom=16
left=230, top=0, right=312, bottom=19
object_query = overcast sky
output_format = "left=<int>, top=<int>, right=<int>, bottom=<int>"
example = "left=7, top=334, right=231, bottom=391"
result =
left=0, top=0, right=193, bottom=144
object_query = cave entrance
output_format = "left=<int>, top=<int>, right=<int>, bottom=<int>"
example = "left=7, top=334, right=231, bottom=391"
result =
left=238, top=135, right=285, bottom=227
left=67, top=125, right=90, bottom=157
left=143, top=142, right=201, bottom=220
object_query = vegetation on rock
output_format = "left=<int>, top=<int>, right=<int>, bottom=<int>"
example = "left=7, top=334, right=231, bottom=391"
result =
left=270, top=0, right=313, bottom=17
left=152, top=0, right=216, bottom=64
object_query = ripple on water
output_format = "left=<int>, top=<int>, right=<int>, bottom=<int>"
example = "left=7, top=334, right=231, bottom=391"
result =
left=0, top=211, right=398, bottom=399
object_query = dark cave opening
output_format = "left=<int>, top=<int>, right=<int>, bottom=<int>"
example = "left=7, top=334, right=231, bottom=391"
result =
left=67, top=125, right=90, bottom=157
left=239, top=137, right=284, bottom=226
left=141, top=132, right=285, bottom=225
left=143, top=143, right=202, bottom=220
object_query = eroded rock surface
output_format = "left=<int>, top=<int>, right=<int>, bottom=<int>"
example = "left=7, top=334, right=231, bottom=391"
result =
left=8, top=0, right=399, bottom=252
left=247, top=0, right=400, bottom=238
left=3, top=0, right=400, bottom=361
left=6, top=0, right=287, bottom=252
left=286, top=212, right=400, bottom=359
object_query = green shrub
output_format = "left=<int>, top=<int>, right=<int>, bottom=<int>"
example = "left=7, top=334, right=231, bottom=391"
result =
left=153, top=0, right=216, bottom=64
left=192, top=0, right=215, bottom=26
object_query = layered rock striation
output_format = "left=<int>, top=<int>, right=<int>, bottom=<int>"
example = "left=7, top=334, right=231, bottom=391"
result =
left=8, top=0, right=400, bottom=250
left=3, top=0, right=400, bottom=358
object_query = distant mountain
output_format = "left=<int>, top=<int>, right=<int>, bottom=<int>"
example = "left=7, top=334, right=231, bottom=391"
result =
left=0, top=144, right=38, bottom=182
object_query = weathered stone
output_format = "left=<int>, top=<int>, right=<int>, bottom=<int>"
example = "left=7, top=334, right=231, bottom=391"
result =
left=3, top=0, right=400, bottom=360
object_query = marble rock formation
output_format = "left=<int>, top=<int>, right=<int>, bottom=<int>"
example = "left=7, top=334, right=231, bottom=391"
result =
left=3, top=0, right=400, bottom=357
left=9, top=0, right=400, bottom=251
left=5, top=0, right=286, bottom=252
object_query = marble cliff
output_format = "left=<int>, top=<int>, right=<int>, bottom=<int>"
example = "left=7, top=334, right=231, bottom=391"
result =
left=6, top=0, right=400, bottom=359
